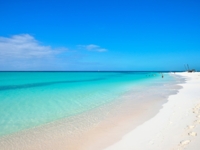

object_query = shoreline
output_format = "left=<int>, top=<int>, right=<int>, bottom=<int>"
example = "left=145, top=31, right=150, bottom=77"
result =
left=0, top=73, right=184, bottom=150
left=104, top=72, right=200, bottom=150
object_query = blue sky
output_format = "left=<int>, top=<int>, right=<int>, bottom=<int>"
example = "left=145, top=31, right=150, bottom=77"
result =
left=0, top=0, right=200, bottom=71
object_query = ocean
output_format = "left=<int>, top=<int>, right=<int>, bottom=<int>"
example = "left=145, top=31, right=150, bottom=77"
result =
left=0, top=71, right=173, bottom=137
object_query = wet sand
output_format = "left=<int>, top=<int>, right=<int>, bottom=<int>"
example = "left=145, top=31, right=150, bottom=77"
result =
left=0, top=73, right=184, bottom=150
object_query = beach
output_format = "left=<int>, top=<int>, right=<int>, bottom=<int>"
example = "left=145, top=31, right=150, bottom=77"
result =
left=1, top=0, right=200, bottom=149
left=0, top=72, right=199, bottom=150
left=105, top=72, right=200, bottom=150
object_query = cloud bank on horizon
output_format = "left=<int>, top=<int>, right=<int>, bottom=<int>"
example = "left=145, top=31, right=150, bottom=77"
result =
left=0, top=34, right=107, bottom=71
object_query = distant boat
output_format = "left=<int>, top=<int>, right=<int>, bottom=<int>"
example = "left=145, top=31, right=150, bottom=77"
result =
left=185, top=64, right=195, bottom=73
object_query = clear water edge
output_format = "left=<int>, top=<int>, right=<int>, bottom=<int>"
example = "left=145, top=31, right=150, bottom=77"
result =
left=0, top=72, right=174, bottom=137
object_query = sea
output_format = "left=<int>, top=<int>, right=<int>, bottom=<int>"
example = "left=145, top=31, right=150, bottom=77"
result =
left=0, top=71, right=179, bottom=137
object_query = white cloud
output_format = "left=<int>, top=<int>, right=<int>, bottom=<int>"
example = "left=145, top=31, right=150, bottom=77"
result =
left=0, top=34, right=68, bottom=70
left=0, top=34, right=67, bottom=59
left=0, top=34, right=107, bottom=71
left=79, top=44, right=107, bottom=52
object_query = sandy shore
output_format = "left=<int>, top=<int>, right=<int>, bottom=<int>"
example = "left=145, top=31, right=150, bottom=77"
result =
left=1, top=72, right=198, bottom=150
left=104, top=72, right=200, bottom=150
left=0, top=73, right=183, bottom=150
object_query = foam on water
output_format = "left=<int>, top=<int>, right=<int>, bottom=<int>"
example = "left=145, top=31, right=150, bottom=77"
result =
left=0, top=72, right=169, bottom=137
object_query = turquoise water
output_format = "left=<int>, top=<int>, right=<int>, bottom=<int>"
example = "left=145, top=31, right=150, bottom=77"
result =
left=0, top=72, right=163, bottom=137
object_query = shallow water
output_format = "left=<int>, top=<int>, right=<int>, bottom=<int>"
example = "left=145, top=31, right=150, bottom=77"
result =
left=0, top=72, right=186, bottom=150
left=0, top=71, right=163, bottom=136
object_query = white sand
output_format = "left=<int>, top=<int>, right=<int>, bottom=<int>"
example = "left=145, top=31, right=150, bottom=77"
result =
left=104, top=72, right=200, bottom=150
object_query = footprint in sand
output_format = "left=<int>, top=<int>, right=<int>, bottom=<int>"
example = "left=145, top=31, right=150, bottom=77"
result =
left=193, top=110, right=199, bottom=114
left=188, top=125, right=195, bottom=129
left=193, top=107, right=199, bottom=111
left=180, top=140, right=191, bottom=146
left=194, top=120, right=200, bottom=124
left=188, top=132, right=197, bottom=136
